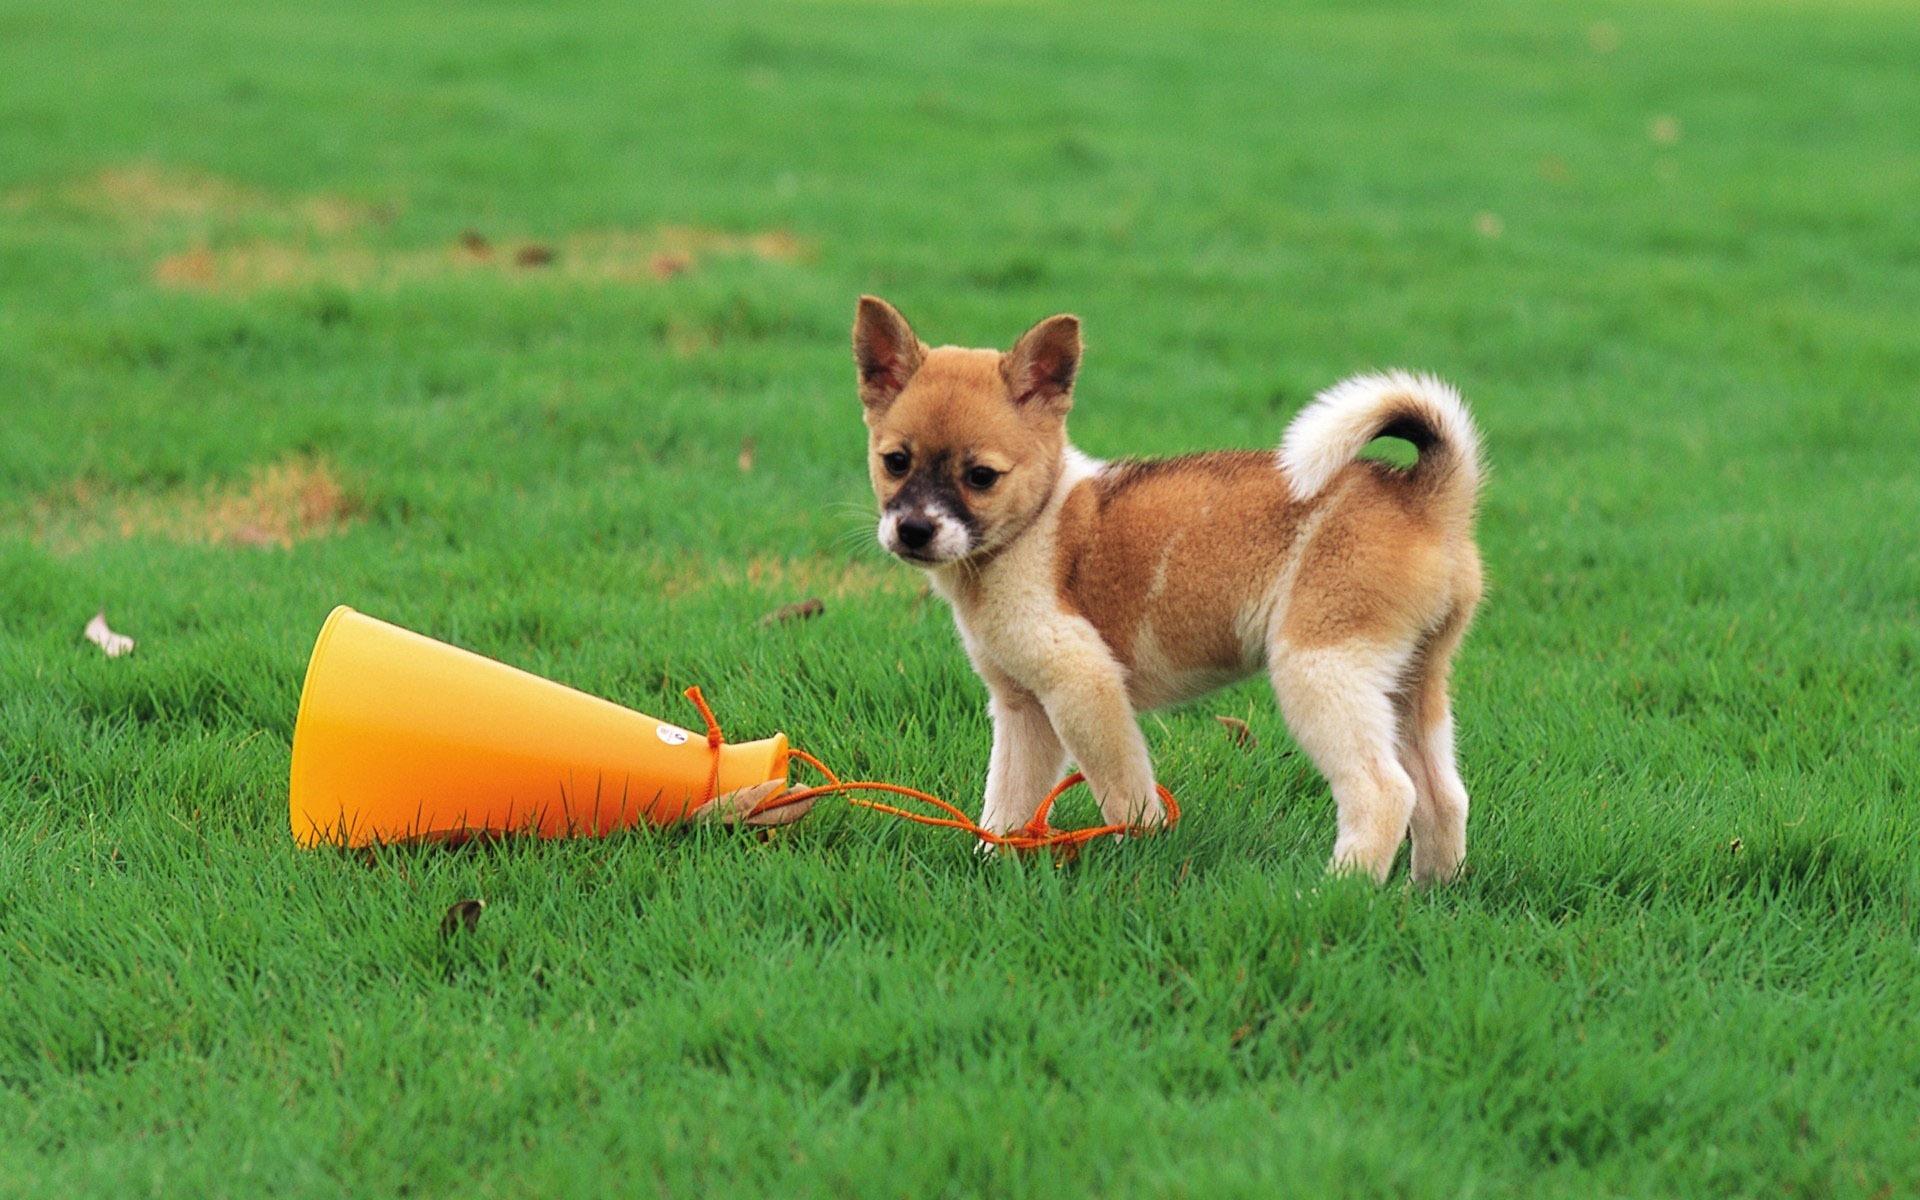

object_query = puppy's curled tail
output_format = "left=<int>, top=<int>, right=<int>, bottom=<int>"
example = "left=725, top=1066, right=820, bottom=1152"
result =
left=1278, top=370, right=1482, bottom=518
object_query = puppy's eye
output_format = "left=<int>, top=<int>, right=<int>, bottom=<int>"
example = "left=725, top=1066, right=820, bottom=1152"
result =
left=882, top=450, right=911, bottom=477
left=965, top=465, right=1001, bottom=490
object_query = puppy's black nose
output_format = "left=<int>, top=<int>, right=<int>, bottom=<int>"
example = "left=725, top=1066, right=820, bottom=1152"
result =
left=896, top=517, right=935, bottom=550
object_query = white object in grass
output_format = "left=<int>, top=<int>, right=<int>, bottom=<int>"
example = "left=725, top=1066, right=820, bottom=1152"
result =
left=83, top=611, right=135, bottom=658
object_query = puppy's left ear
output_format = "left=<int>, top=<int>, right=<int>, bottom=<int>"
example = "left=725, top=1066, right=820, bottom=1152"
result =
left=1003, top=314, right=1082, bottom=413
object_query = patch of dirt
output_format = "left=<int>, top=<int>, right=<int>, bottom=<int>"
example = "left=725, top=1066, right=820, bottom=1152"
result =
left=662, top=318, right=719, bottom=358
left=7, top=164, right=380, bottom=235
left=23, top=455, right=359, bottom=552
left=10, top=163, right=807, bottom=295
left=85, top=165, right=262, bottom=223
left=150, top=225, right=810, bottom=294
left=740, top=555, right=898, bottom=598
left=659, top=555, right=906, bottom=601
left=152, top=243, right=386, bottom=292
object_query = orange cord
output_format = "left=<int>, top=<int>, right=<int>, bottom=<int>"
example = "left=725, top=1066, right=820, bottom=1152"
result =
left=682, top=687, right=1179, bottom=853
left=683, top=685, right=725, bottom=805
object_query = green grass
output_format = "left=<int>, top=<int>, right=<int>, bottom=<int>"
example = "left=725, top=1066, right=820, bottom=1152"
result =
left=3, top=0, right=1919, bottom=1194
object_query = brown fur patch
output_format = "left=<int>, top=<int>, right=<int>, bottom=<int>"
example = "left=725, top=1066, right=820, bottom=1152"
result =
left=20, top=455, right=359, bottom=552
left=1053, top=454, right=1476, bottom=672
left=1058, top=452, right=1306, bottom=673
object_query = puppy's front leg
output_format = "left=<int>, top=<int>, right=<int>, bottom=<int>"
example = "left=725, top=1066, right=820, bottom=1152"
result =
left=978, top=679, right=1067, bottom=836
left=1036, top=653, right=1165, bottom=830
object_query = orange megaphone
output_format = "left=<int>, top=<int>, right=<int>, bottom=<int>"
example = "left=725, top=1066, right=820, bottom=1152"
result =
left=288, top=606, right=791, bottom=847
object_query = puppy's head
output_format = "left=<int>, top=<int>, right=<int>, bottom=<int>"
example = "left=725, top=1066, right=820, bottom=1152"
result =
left=853, top=296, right=1081, bottom=567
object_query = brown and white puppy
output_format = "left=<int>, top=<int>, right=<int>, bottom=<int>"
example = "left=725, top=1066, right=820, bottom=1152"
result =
left=853, top=296, right=1484, bottom=883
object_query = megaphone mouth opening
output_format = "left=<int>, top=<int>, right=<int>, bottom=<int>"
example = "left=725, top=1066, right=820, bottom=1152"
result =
left=289, top=605, right=359, bottom=847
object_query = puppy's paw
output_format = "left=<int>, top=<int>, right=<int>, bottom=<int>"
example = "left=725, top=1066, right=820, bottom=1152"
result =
left=1410, top=843, right=1465, bottom=887
left=1110, top=792, right=1167, bottom=833
left=1327, top=841, right=1396, bottom=885
left=1134, top=796, right=1169, bottom=831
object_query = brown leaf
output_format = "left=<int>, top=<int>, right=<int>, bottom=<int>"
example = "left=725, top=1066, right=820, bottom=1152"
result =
left=649, top=251, right=693, bottom=280
left=83, top=611, right=135, bottom=657
left=759, top=597, right=824, bottom=627
left=692, top=779, right=816, bottom=827
left=1214, top=715, right=1256, bottom=750
left=1728, top=837, right=1743, bottom=856
left=514, top=243, right=555, bottom=268
left=737, top=436, right=756, bottom=473
left=440, top=898, right=485, bottom=937
left=457, top=229, right=491, bottom=257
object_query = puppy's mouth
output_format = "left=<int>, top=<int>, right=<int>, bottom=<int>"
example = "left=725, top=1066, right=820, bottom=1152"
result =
left=887, top=542, right=957, bottom=567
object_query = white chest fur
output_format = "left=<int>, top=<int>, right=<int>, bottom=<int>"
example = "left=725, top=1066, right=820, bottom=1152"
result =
left=929, top=448, right=1115, bottom=698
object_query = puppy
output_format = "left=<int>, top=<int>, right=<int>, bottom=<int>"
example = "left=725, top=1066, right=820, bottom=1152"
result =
left=853, top=296, right=1483, bottom=883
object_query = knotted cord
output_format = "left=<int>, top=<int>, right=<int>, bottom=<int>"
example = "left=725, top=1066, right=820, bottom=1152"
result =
left=681, top=686, right=1178, bottom=853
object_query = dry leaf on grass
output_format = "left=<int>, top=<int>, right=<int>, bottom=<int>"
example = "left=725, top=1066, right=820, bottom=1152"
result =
left=649, top=251, right=692, bottom=280
left=439, top=898, right=485, bottom=937
left=84, top=611, right=135, bottom=657
left=692, top=780, right=816, bottom=827
left=737, top=436, right=756, bottom=473
left=759, top=598, right=824, bottom=627
left=1214, top=715, right=1256, bottom=749
left=514, top=243, right=555, bottom=268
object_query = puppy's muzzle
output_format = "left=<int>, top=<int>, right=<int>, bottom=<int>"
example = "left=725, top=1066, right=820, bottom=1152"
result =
left=878, top=506, right=970, bottom=564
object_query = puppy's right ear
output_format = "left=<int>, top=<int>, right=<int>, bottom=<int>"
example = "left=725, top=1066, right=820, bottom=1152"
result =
left=853, top=295, right=925, bottom=413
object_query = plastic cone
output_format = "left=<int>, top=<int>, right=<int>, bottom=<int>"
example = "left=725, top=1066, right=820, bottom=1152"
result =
left=289, top=606, right=790, bottom=847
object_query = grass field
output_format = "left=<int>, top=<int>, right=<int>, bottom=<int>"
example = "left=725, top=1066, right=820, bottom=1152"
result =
left=4, top=0, right=1919, bottom=1194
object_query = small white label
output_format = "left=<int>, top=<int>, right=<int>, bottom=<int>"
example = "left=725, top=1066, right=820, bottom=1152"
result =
left=656, top=724, right=691, bottom=746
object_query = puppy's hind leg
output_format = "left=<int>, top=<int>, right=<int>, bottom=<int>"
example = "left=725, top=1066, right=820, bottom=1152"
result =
left=1269, top=640, right=1417, bottom=883
left=1396, top=609, right=1474, bottom=885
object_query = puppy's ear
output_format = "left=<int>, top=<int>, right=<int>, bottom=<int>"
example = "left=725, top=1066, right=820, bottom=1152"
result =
left=1003, top=314, right=1082, bottom=413
left=853, top=296, right=926, bottom=413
